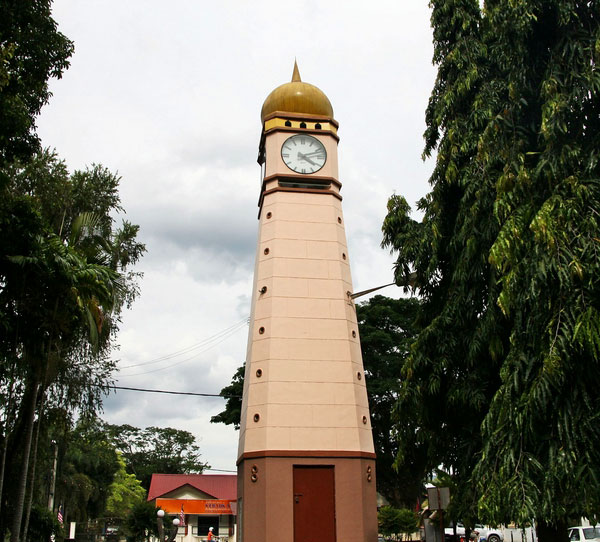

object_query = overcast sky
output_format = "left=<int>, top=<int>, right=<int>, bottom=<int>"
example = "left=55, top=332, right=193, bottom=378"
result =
left=36, top=1, right=437, bottom=473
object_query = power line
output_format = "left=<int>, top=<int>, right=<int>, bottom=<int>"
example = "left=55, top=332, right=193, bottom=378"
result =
left=117, top=320, right=248, bottom=378
left=119, top=317, right=249, bottom=369
left=106, top=384, right=241, bottom=399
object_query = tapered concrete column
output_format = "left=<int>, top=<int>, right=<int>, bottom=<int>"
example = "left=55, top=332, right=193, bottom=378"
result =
left=237, top=63, right=377, bottom=542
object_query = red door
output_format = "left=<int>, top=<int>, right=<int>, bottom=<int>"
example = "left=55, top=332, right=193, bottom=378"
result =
left=293, top=466, right=336, bottom=542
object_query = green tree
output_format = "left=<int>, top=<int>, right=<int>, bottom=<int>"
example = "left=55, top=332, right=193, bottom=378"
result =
left=0, top=0, right=73, bottom=166
left=379, top=506, right=419, bottom=541
left=0, top=4, right=145, bottom=540
left=396, top=508, right=420, bottom=541
left=25, top=504, right=60, bottom=542
left=58, top=417, right=120, bottom=523
left=105, top=425, right=208, bottom=491
left=357, top=295, right=424, bottom=509
left=106, top=453, right=146, bottom=519
left=210, top=365, right=245, bottom=429
left=0, top=151, right=145, bottom=541
left=379, top=506, right=400, bottom=540
left=2, top=228, right=121, bottom=542
left=382, top=1, right=600, bottom=540
left=125, top=501, right=167, bottom=542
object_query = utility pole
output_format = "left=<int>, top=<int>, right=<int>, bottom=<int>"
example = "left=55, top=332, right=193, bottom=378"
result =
left=47, top=441, right=58, bottom=512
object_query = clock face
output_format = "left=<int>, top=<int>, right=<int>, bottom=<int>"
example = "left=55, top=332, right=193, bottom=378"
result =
left=281, top=134, right=327, bottom=174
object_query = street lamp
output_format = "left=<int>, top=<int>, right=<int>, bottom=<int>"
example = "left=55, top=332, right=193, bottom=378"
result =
left=157, top=509, right=180, bottom=542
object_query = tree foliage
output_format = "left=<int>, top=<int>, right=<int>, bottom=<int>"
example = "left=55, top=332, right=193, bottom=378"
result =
left=0, top=0, right=73, bottom=166
left=378, top=506, right=419, bottom=541
left=0, top=412, right=200, bottom=541
left=0, top=149, right=145, bottom=541
left=25, top=504, right=60, bottom=542
left=105, top=453, right=146, bottom=519
left=210, top=365, right=245, bottom=430
left=382, top=0, right=600, bottom=539
left=0, top=4, right=146, bottom=541
left=105, top=424, right=208, bottom=491
left=58, top=417, right=120, bottom=523
left=356, top=295, right=424, bottom=508
left=125, top=501, right=168, bottom=542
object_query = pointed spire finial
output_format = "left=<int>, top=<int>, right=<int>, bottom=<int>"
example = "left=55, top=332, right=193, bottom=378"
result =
left=292, top=59, right=301, bottom=82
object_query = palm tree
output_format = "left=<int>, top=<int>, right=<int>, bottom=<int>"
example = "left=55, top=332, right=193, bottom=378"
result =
left=1, top=153, right=145, bottom=542
left=9, top=224, right=122, bottom=542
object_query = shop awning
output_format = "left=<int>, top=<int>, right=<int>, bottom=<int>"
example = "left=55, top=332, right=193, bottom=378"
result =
left=156, top=498, right=236, bottom=515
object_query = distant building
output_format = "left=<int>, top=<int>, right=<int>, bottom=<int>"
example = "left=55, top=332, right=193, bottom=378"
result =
left=148, top=474, right=236, bottom=542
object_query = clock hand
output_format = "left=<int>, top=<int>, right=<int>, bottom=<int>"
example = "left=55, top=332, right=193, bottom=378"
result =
left=298, top=152, right=317, bottom=166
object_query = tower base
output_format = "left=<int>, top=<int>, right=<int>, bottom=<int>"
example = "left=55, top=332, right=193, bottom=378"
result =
left=237, top=452, right=377, bottom=542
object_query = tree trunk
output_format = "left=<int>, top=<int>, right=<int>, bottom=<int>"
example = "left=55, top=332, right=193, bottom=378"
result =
left=48, top=440, right=58, bottom=512
left=0, top=365, right=19, bottom=517
left=10, top=378, right=40, bottom=542
left=0, top=434, right=6, bottom=516
left=22, top=390, right=45, bottom=541
left=536, top=519, right=569, bottom=542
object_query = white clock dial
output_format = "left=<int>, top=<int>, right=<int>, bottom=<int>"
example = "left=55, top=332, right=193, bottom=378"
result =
left=281, top=134, right=327, bottom=174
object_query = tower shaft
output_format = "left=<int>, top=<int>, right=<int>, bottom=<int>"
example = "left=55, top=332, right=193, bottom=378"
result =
left=237, top=67, right=377, bottom=542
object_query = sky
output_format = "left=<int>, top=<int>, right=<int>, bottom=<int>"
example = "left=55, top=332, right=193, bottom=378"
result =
left=36, top=1, right=437, bottom=473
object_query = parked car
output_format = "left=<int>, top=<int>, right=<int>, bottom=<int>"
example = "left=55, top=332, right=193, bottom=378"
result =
left=445, top=523, right=503, bottom=542
left=444, top=523, right=477, bottom=542
left=474, top=524, right=504, bottom=542
left=568, top=526, right=600, bottom=542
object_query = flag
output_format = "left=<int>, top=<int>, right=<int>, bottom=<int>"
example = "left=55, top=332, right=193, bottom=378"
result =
left=179, top=505, right=185, bottom=527
left=57, top=505, right=63, bottom=525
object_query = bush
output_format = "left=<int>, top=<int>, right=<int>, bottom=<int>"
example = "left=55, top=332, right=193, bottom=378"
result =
left=379, top=506, right=420, bottom=540
left=28, top=504, right=61, bottom=542
left=125, top=501, right=171, bottom=542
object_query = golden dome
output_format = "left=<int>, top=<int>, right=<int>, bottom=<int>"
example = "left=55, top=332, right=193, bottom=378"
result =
left=261, top=61, right=334, bottom=122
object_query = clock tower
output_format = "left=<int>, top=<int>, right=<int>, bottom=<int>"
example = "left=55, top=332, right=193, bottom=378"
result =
left=237, top=62, right=377, bottom=542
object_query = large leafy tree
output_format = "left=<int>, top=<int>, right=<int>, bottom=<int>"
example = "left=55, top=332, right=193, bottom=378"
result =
left=57, top=417, right=121, bottom=523
left=105, top=453, right=146, bottom=519
left=382, top=1, right=599, bottom=540
left=0, top=3, right=145, bottom=540
left=0, top=150, right=145, bottom=541
left=0, top=0, right=73, bottom=166
left=105, top=424, right=208, bottom=491
left=356, top=295, right=424, bottom=508
left=1, top=215, right=120, bottom=542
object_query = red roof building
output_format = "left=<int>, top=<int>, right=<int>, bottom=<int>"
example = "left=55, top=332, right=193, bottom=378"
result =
left=148, top=474, right=237, bottom=502
left=148, top=474, right=237, bottom=542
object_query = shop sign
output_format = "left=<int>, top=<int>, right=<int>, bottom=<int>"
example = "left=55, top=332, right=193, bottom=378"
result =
left=156, top=499, right=235, bottom=515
